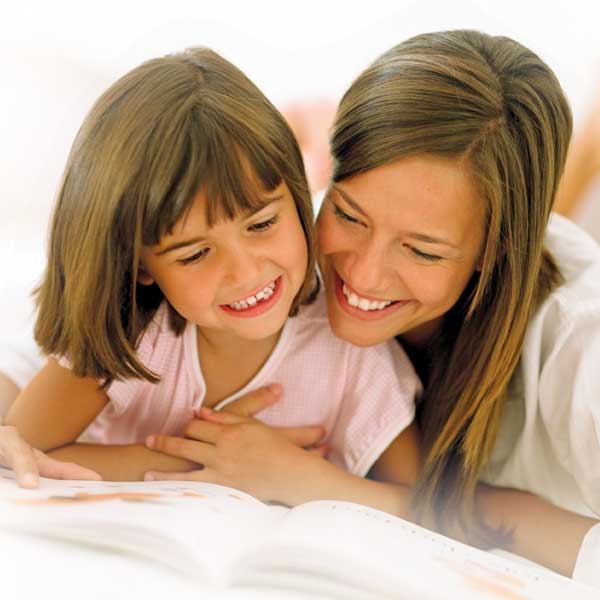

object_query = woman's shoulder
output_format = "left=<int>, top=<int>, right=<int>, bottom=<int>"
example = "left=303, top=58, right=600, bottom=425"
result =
left=523, top=214, right=600, bottom=369
left=541, top=214, right=600, bottom=323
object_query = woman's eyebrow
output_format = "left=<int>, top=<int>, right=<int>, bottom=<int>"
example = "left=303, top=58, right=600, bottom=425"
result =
left=405, top=232, right=459, bottom=249
left=331, top=185, right=369, bottom=217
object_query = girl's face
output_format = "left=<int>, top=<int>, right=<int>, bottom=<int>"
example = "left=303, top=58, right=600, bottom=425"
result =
left=140, top=181, right=308, bottom=343
left=316, top=154, right=485, bottom=348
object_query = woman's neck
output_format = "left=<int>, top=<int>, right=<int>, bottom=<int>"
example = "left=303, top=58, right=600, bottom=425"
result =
left=398, top=316, right=445, bottom=386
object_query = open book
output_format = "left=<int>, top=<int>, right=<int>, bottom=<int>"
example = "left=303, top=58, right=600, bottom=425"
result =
left=0, top=467, right=595, bottom=599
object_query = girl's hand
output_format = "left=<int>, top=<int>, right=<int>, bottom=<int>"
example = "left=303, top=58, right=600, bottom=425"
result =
left=0, top=425, right=102, bottom=488
left=144, top=409, right=327, bottom=504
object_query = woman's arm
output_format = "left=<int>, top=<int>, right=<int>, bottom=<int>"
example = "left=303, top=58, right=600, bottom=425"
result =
left=476, top=483, right=598, bottom=577
left=4, top=358, right=195, bottom=481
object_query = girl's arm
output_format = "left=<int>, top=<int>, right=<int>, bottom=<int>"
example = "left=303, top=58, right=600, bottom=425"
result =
left=476, top=483, right=599, bottom=577
left=144, top=409, right=414, bottom=518
left=47, top=443, right=195, bottom=482
left=4, top=358, right=195, bottom=480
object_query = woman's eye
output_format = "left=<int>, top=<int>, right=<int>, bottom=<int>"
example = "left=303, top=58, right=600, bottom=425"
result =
left=333, top=204, right=360, bottom=224
left=410, top=247, right=443, bottom=262
left=179, top=248, right=210, bottom=265
left=248, top=215, right=279, bottom=232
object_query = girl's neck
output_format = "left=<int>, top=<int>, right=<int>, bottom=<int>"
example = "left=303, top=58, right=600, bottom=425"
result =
left=196, top=326, right=283, bottom=409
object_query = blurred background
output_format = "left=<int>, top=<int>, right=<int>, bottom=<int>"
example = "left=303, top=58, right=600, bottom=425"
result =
left=2, top=0, right=600, bottom=339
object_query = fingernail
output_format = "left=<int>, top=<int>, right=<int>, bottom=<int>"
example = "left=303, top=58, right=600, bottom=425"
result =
left=269, top=383, right=282, bottom=396
left=21, top=472, right=38, bottom=488
left=145, top=436, right=155, bottom=448
left=144, top=473, right=155, bottom=481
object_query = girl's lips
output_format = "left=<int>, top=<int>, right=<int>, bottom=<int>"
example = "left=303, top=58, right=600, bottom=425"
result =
left=220, top=276, right=283, bottom=318
left=333, top=271, right=410, bottom=321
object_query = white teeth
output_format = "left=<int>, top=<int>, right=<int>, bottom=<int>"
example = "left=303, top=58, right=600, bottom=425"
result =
left=342, top=283, right=394, bottom=312
left=227, top=279, right=277, bottom=310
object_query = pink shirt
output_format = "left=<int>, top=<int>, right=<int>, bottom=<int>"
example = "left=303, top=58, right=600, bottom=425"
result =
left=79, top=291, right=421, bottom=476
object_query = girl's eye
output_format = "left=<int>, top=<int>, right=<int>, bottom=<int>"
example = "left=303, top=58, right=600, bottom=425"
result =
left=333, top=204, right=360, bottom=225
left=248, top=215, right=279, bottom=232
left=409, top=246, right=443, bottom=262
left=178, top=247, right=210, bottom=265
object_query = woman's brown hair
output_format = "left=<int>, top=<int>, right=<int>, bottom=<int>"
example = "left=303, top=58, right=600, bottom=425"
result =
left=331, top=30, right=572, bottom=543
left=35, top=47, right=317, bottom=385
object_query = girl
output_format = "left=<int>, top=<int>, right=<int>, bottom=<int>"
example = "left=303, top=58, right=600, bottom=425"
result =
left=3, top=47, right=421, bottom=512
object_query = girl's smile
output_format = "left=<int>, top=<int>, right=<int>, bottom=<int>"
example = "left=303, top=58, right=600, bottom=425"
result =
left=220, top=276, right=283, bottom=318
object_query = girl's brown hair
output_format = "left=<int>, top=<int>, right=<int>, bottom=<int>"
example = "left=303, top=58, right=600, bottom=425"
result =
left=35, top=47, right=317, bottom=384
left=331, top=30, right=571, bottom=542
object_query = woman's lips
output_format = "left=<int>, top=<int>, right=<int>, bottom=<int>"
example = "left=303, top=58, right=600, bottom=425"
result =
left=333, top=271, right=410, bottom=321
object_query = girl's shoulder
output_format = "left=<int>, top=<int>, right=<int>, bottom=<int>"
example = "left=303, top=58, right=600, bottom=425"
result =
left=135, top=302, right=186, bottom=364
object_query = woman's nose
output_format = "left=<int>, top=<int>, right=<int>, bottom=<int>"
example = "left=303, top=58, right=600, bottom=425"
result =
left=345, top=240, right=390, bottom=294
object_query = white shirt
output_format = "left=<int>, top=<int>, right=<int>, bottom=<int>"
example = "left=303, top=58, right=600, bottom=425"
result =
left=482, top=214, right=600, bottom=585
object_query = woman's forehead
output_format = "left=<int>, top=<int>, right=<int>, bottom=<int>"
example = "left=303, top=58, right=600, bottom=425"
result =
left=332, top=154, right=485, bottom=245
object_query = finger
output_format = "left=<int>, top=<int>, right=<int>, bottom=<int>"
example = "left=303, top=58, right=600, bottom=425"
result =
left=280, top=426, right=325, bottom=448
left=147, top=434, right=216, bottom=465
left=0, top=427, right=40, bottom=488
left=144, top=467, right=216, bottom=484
left=34, top=451, right=102, bottom=481
left=195, top=407, right=248, bottom=425
left=308, top=445, right=329, bottom=458
left=180, top=419, right=229, bottom=443
left=214, top=384, right=282, bottom=418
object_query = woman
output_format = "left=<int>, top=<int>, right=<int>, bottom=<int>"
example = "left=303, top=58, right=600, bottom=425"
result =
left=2, top=30, right=599, bottom=584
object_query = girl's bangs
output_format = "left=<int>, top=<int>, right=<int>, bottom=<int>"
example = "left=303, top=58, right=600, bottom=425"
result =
left=141, top=112, right=284, bottom=246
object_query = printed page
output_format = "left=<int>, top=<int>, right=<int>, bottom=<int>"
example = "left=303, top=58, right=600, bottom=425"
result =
left=234, top=500, right=598, bottom=600
left=0, top=467, right=278, bottom=582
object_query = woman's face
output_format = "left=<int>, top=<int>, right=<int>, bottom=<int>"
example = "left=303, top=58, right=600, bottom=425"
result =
left=317, top=154, right=486, bottom=348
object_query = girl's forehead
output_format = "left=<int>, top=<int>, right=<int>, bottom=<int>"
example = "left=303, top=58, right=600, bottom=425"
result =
left=167, top=180, right=290, bottom=235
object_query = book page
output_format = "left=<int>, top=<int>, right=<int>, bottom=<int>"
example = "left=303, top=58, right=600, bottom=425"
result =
left=234, top=500, right=598, bottom=600
left=0, top=467, right=278, bottom=582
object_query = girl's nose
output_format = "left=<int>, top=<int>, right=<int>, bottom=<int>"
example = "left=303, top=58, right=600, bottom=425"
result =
left=223, top=246, right=262, bottom=287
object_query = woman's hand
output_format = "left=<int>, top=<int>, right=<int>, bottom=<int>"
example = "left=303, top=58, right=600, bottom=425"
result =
left=0, top=425, right=101, bottom=488
left=475, top=482, right=598, bottom=577
left=144, top=408, right=327, bottom=504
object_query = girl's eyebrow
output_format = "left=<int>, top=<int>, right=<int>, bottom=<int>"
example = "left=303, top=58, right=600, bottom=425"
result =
left=154, top=196, right=284, bottom=256
left=242, top=194, right=283, bottom=216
